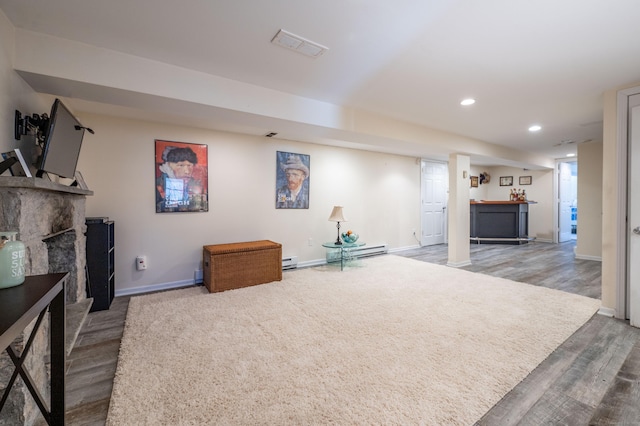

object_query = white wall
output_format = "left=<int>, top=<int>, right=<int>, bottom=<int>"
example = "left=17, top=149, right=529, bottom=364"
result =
left=0, top=10, right=49, bottom=155
left=76, top=113, right=421, bottom=293
left=576, top=141, right=603, bottom=260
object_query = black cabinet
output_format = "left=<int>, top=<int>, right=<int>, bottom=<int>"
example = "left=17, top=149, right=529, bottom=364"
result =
left=86, top=217, right=115, bottom=312
left=470, top=202, right=532, bottom=245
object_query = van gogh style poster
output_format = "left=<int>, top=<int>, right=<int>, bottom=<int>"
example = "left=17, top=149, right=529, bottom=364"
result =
left=155, top=140, right=208, bottom=213
left=276, top=151, right=310, bottom=209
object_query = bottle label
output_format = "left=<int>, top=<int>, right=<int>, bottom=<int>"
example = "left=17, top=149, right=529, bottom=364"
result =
left=10, top=248, right=25, bottom=277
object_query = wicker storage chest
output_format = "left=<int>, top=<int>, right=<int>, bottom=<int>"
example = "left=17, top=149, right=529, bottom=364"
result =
left=203, top=240, right=282, bottom=292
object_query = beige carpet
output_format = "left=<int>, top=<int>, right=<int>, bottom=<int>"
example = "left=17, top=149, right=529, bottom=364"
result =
left=106, top=255, right=600, bottom=425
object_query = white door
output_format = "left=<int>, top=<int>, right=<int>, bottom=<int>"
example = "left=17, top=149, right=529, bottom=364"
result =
left=421, top=160, right=448, bottom=246
left=558, top=162, right=573, bottom=243
left=628, top=93, right=640, bottom=326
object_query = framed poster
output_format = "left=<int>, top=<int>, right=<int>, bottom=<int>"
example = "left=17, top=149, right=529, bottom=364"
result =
left=470, top=176, right=479, bottom=187
left=499, top=176, right=513, bottom=186
left=276, top=151, right=310, bottom=209
left=519, top=176, right=532, bottom=185
left=155, top=140, right=208, bottom=213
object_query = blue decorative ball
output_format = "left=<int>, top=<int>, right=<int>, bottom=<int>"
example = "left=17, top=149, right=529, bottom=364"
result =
left=341, top=232, right=359, bottom=243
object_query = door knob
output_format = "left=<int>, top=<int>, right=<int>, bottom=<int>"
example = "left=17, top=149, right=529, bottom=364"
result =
left=633, top=227, right=640, bottom=235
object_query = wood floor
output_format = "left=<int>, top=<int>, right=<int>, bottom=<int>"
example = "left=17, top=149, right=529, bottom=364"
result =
left=60, top=241, right=639, bottom=425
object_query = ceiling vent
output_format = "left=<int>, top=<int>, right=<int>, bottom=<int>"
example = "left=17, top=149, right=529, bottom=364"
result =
left=271, top=29, right=328, bottom=58
left=554, top=139, right=577, bottom=147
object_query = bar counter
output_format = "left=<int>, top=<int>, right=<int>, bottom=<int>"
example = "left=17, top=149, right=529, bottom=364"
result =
left=470, top=200, right=537, bottom=244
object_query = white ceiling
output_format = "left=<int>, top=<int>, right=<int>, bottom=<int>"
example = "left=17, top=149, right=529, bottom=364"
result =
left=2, top=0, right=640, bottom=165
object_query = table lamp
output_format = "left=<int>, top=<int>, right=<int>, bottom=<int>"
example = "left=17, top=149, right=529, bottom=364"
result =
left=328, top=206, right=347, bottom=245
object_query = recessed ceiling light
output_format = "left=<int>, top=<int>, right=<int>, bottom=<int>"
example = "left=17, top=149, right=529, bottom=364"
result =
left=528, top=125, right=542, bottom=132
left=460, top=98, right=476, bottom=106
left=566, top=153, right=576, bottom=157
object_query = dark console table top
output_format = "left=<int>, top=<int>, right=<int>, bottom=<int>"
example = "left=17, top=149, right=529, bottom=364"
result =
left=0, top=273, right=67, bottom=349
left=470, top=200, right=537, bottom=205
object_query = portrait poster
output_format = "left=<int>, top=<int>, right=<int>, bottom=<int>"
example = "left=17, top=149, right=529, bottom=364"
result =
left=276, top=151, right=310, bottom=209
left=155, top=140, right=208, bottom=213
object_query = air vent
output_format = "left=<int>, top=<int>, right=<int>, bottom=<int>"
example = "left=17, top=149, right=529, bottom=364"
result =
left=554, top=139, right=576, bottom=147
left=271, top=29, right=328, bottom=58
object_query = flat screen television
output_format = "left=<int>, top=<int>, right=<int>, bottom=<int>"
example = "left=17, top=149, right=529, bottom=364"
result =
left=37, top=98, right=88, bottom=179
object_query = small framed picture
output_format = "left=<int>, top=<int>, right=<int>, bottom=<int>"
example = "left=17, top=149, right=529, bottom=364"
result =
left=500, top=176, right=513, bottom=186
left=519, top=176, right=532, bottom=185
left=470, top=176, right=479, bottom=187
left=74, top=171, right=88, bottom=189
left=1, top=148, right=32, bottom=177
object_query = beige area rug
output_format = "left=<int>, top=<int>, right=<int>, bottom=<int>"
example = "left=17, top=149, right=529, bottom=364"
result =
left=106, top=255, right=600, bottom=425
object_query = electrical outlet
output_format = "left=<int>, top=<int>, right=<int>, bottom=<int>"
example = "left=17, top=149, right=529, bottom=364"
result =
left=136, top=255, right=147, bottom=270
left=308, top=238, right=313, bottom=246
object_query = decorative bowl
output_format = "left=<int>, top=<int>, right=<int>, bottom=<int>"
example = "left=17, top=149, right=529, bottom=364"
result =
left=341, top=232, right=359, bottom=243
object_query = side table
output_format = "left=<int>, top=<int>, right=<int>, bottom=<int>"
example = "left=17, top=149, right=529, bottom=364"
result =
left=322, top=241, right=365, bottom=271
left=0, top=273, right=68, bottom=426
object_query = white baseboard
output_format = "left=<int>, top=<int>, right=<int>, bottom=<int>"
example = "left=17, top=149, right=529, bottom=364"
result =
left=388, top=245, right=421, bottom=253
left=575, top=254, right=602, bottom=261
left=115, top=279, right=197, bottom=297
left=447, top=260, right=472, bottom=268
left=597, top=306, right=616, bottom=317
left=534, top=238, right=553, bottom=243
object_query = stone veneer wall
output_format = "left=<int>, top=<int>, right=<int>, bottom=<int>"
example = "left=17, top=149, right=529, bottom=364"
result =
left=0, top=177, right=92, bottom=426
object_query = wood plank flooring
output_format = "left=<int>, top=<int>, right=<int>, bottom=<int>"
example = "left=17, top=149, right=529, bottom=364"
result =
left=59, top=241, right=639, bottom=425
left=63, top=296, right=129, bottom=426
left=397, top=240, right=601, bottom=299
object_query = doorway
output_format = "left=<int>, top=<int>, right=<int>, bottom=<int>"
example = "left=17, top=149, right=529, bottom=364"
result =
left=557, top=160, right=578, bottom=243
left=627, top=93, right=640, bottom=325
left=420, top=160, right=448, bottom=246
left=614, top=86, right=640, bottom=325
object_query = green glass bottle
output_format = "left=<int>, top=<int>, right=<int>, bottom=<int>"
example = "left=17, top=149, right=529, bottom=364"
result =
left=0, top=231, right=26, bottom=288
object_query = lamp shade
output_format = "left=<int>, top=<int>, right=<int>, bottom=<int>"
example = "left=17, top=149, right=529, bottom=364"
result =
left=328, top=206, right=347, bottom=222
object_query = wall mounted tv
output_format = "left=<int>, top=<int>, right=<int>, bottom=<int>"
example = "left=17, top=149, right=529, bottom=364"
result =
left=37, top=98, right=92, bottom=179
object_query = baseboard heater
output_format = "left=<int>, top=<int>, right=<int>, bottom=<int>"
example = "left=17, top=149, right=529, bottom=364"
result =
left=470, top=237, right=536, bottom=243
left=282, top=256, right=298, bottom=270
left=347, top=244, right=388, bottom=258
left=283, top=244, right=388, bottom=270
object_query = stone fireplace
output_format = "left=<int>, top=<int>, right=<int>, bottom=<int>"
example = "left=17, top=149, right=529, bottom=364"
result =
left=0, top=176, right=92, bottom=425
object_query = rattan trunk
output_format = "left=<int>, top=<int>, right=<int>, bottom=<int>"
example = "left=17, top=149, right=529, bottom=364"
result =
left=202, top=240, right=282, bottom=292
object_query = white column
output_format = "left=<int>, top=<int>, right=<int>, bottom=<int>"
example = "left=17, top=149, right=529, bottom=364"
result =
left=447, top=153, right=471, bottom=267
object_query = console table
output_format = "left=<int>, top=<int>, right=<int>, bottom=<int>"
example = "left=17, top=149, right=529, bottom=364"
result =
left=322, top=242, right=365, bottom=271
left=0, top=273, right=67, bottom=426
left=470, top=201, right=537, bottom=244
